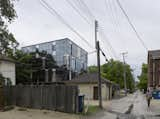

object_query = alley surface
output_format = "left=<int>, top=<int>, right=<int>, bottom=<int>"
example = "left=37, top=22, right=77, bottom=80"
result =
left=88, top=91, right=160, bottom=119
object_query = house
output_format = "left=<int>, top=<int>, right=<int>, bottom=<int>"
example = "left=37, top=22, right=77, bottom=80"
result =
left=0, top=55, right=16, bottom=85
left=22, top=38, right=88, bottom=73
left=64, top=73, right=120, bottom=100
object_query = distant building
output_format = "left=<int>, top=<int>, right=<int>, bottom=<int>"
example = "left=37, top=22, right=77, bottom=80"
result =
left=0, top=55, right=16, bottom=85
left=148, top=50, right=160, bottom=89
left=22, top=38, right=88, bottom=73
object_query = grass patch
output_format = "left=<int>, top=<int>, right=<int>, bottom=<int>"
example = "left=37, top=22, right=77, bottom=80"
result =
left=84, top=105, right=100, bottom=115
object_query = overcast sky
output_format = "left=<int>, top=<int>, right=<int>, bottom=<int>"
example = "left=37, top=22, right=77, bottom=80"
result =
left=8, top=0, right=160, bottom=80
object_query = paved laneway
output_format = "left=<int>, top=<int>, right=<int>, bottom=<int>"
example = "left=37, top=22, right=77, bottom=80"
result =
left=86, top=93, right=136, bottom=119
left=88, top=91, right=160, bottom=119
left=130, top=91, right=160, bottom=119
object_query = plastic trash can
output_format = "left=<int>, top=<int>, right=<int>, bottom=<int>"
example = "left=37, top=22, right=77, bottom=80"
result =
left=78, top=95, right=85, bottom=112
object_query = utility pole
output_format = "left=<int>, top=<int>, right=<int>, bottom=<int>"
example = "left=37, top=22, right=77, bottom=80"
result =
left=42, top=57, right=48, bottom=83
left=36, top=50, right=48, bottom=83
left=64, top=54, right=71, bottom=80
left=95, top=20, right=102, bottom=108
left=121, top=52, right=128, bottom=96
left=69, top=55, right=72, bottom=80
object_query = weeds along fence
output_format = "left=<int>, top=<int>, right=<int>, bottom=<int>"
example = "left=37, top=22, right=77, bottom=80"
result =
left=2, top=85, right=79, bottom=113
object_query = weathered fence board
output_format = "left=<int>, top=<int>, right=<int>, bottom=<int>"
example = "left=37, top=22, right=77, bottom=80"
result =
left=3, top=84, right=78, bottom=113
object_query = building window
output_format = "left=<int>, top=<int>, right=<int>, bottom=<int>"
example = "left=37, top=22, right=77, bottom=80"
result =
left=52, top=42, right=56, bottom=51
left=36, top=45, right=39, bottom=48
left=52, top=45, right=56, bottom=51
left=52, top=51, right=56, bottom=56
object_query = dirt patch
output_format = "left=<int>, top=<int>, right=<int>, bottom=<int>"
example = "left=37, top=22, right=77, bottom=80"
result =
left=0, top=107, right=80, bottom=119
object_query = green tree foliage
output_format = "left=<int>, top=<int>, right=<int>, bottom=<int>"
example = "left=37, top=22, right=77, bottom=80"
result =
left=88, top=65, right=98, bottom=73
left=12, top=50, right=57, bottom=84
left=12, top=50, right=32, bottom=84
left=0, top=0, right=19, bottom=55
left=101, top=59, right=134, bottom=91
left=137, top=63, right=148, bottom=91
left=88, top=59, right=135, bottom=91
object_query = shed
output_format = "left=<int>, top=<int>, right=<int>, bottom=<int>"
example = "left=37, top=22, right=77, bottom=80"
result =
left=64, top=73, right=118, bottom=100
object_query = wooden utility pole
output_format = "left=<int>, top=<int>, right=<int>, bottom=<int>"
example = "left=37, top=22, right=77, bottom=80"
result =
left=95, top=20, right=102, bottom=108
left=121, top=52, right=128, bottom=96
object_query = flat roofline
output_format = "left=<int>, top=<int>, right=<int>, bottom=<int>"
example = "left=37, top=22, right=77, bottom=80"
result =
left=22, top=38, right=68, bottom=48
left=22, top=38, right=88, bottom=54
left=148, top=49, right=160, bottom=53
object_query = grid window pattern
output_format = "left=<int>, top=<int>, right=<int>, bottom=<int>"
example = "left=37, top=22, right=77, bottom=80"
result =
left=22, top=38, right=88, bottom=73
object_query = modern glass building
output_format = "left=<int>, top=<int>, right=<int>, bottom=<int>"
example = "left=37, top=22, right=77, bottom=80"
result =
left=22, top=38, right=88, bottom=73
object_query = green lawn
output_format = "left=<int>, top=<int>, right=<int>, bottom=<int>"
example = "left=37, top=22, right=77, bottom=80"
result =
left=84, top=105, right=100, bottom=115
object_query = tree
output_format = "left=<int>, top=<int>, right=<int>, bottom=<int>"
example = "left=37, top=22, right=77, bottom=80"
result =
left=12, top=50, right=32, bottom=84
left=88, top=65, right=98, bottom=73
left=0, top=0, right=19, bottom=55
left=12, top=50, right=58, bottom=84
left=138, top=63, right=148, bottom=92
left=101, top=59, right=135, bottom=91
left=88, top=59, right=135, bottom=91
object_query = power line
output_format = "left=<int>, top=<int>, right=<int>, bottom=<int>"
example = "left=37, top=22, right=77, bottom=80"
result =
left=105, top=0, right=119, bottom=33
left=100, top=48, right=108, bottom=62
left=98, top=26, right=118, bottom=59
left=116, top=0, right=148, bottom=51
left=61, top=1, right=113, bottom=59
left=65, top=0, right=91, bottom=25
left=75, top=0, right=118, bottom=59
left=104, top=0, right=128, bottom=52
left=65, top=0, right=114, bottom=59
left=39, top=0, right=95, bottom=49
left=77, top=0, right=95, bottom=19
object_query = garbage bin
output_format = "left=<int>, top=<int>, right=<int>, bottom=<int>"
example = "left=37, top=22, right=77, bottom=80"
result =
left=78, top=95, right=85, bottom=112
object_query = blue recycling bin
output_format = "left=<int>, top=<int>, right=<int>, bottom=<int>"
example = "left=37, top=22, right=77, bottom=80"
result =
left=78, top=95, right=85, bottom=112
left=152, top=91, right=160, bottom=99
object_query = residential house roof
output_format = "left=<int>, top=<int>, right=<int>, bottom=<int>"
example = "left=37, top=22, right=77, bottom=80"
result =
left=0, top=55, right=15, bottom=63
left=64, top=73, right=113, bottom=85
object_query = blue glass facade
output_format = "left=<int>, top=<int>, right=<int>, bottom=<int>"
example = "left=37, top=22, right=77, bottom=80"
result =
left=22, top=38, right=88, bottom=73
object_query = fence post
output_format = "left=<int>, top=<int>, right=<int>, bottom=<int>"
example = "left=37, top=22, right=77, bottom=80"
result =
left=75, top=86, right=79, bottom=113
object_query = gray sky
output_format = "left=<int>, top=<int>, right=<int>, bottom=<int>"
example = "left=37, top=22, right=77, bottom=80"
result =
left=8, top=0, right=160, bottom=80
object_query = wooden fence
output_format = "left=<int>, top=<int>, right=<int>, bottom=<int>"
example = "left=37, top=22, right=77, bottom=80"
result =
left=2, top=84, right=79, bottom=113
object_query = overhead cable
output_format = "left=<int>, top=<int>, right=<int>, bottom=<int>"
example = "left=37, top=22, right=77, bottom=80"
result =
left=77, top=0, right=118, bottom=59
left=116, top=0, right=148, bottom=51
left=39, top=0, right=95, bottom=49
